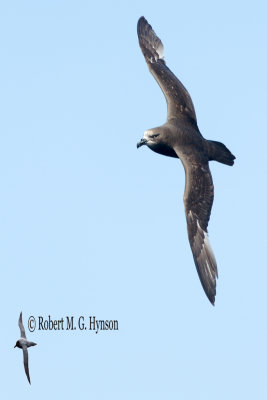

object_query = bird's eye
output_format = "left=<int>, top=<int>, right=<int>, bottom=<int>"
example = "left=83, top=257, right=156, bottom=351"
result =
left=151, top=134, right=159, bottom=138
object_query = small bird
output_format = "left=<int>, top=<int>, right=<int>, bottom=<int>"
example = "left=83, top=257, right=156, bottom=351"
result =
left=14, top=312, right=37, bottom=384
left=137, top=17, right=235, bottom=305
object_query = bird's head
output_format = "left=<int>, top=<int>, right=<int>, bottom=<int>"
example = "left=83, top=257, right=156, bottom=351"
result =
left=14, top=340, right=19, bottom=348
left=137, top=127, right=178, bottom=158
left=137, top=129, right=162, bottom=150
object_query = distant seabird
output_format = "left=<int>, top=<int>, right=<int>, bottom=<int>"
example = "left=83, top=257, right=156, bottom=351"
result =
left=14, top=312, right=37, bottom=384
left=137, top=17, right=235, bottom=305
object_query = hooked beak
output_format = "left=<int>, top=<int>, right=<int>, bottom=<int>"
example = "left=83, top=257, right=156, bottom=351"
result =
left=137, top=138, right=147, bottom=149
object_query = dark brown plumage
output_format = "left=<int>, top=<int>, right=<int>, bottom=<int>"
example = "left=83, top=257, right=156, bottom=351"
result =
left=14, top=312, right=37, bottom=384
left=137, top=17, right=235, bottom=305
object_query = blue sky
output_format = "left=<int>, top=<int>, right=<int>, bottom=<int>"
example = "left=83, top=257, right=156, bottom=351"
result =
left=1, top=0, right=267, bottom=398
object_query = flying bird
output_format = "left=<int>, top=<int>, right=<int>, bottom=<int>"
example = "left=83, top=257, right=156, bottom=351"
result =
left=14, top=312, right=37, bottom=384
left=137, top=17, right=235, bottom=305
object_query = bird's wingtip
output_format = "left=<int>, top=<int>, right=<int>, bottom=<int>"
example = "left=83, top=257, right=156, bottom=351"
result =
left=137, top=16, right=147, bottom=33
left=138, top=16, right=146, bottom=24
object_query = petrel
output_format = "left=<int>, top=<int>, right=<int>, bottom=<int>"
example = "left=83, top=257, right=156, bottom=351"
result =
left=137, top=17, right=235, bottom=305
left=14, top=312, right=37, bottom=384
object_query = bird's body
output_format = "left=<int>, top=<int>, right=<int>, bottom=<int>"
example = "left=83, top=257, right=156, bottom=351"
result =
left=14, top=312, right=37, bottom=384
left=137, top=17, right=235, bottom=305
left=15, top=337, right=37, bottom=349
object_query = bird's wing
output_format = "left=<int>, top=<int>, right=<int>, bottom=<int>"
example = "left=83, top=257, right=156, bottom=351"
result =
left=18, top=312, right=26, bottom=339
left=179, top=156, right=218, bottom=304
left=137, top=17, right=197, bottom=125
left=22, top=346, right=31, bottom=384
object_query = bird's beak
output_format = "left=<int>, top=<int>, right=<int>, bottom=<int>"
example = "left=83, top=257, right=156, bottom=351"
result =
left=137, top=138, right=147, bottom=149
left=14, top=344, right=17, bottom=348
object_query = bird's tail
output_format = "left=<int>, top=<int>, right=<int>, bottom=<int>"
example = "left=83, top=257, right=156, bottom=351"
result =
left=207, top=140, right=235, bottom=166
left=27, top=341, right=37, bottom=347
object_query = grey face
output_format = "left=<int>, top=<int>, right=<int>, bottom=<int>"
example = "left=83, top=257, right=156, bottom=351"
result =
left=137, top=129, right=178, bottom=158
left=137, top=130, right=160, bottom=149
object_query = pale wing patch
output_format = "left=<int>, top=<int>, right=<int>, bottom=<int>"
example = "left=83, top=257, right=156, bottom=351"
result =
left=202, top=225, right=217, bottom=278
left=195, top=220, right=218, bottom=289
left=155, top=41, right=164, bottom=60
